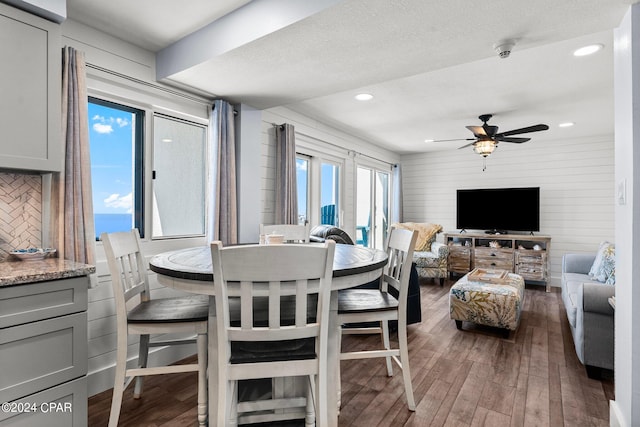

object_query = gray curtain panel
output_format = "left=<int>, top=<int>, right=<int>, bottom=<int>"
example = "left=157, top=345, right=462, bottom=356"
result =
left=52, top=46, right=96, bottom=266
left=275, top=124, right=298, bottom=224
left=392, top=163, right=403, bottom=224
left=211, top=100, right=238, bottom=245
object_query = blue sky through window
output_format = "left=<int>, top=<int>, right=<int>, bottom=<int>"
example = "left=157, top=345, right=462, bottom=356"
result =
left=88, top=102, right=134, bottom=215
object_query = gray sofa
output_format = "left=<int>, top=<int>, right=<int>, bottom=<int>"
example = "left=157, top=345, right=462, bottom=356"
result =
left=561, top=253, right=615, bottom=378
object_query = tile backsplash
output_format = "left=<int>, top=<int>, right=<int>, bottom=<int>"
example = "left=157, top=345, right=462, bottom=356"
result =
left=0, top=172, right=42, bottom=261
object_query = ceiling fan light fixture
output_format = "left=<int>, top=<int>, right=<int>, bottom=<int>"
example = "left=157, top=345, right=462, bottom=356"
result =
left=473, top=139, right=496, bottom=157
left=573, top=44, right=603, bottom=57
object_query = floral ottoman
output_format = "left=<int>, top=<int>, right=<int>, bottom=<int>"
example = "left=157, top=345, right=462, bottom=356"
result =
left=449, top=271, right=525, bottom=333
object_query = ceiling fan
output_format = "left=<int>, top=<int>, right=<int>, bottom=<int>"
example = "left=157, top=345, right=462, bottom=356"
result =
left=437, top=114, right=549, bottom=169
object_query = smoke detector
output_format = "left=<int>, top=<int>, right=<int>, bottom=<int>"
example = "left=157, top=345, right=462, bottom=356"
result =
left=494, top=40, right=515, bottom=59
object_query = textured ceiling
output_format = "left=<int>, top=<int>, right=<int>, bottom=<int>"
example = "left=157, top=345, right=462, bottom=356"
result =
left=67, top=0, right=635, bottom=153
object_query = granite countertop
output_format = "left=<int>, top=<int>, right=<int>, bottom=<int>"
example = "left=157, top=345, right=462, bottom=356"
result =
left=0, top=258, right=96, bottom=287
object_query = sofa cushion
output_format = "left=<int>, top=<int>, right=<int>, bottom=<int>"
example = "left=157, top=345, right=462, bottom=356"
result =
left=394, top=222, right=442, bottom=251
left=589, top=241, right=615, bottom=284
left=563, top=273, right=591, bottom=329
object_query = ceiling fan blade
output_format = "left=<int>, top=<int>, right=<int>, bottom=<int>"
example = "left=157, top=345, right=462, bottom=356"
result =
left=482, top=124, right=499, bottom=137
left=496, top=124, right=549, bottom=137
left=466, top=125, right=487, bottom=138
left=431, top=138, right=476, bottom=142
left=457, top=141, right=477, bottom=150
left=496, top=136, right=531, bottom=143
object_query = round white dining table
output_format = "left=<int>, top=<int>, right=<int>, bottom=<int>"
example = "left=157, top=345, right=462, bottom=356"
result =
left=149, top=243, right=388, bottom=427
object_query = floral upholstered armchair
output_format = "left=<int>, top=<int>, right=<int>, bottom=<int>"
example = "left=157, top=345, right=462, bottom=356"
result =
left=393, top=222, right=448, bottom=286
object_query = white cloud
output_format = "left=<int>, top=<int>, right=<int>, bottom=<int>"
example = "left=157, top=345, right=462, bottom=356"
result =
left=104, top=193, right=133, bottom=212
left=93, top=123, right=113, bottom=134
left=91, top=114, right=129, bottom=134
left=296, top=160, right=308, bottom=171
left=116, top=117, right=130, bottom=127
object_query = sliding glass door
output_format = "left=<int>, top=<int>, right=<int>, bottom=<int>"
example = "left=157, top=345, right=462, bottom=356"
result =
left=356, top=166, right=390, bottom=249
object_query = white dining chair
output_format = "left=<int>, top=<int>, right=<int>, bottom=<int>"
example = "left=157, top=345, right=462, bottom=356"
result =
left=260, top=223, right=310, bottom=243
left=102, top=229, right=208, bottom=427
left=337, top=226, right=418, bottom=411
left=210, top=239, right=335, bottom=426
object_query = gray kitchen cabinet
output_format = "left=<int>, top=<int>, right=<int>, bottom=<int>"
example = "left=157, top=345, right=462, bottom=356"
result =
left=0, top=2, right=61, bottom=172
left=0, top=276, right=90, bottom=427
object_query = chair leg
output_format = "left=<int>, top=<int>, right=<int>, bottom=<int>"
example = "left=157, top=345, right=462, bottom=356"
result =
left=228, top=381, right=238, bottom=427
left=398, top=319, right=416, bottom=411
left=217, top=374, right=231, bottom=427
left=439, top=277, right=445, bottom=286
left=305, top=375, right=316, bottom=427
left=196, top=332, right=208, bottom=427
left=108, top=335, right=129, bottom=427
left=381, top=320, right=393, bottom=376
left=133, top=334, right=150, bottom=399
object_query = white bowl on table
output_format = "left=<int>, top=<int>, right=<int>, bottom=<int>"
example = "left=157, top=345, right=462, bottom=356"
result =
left=265, top=234, right=284, bottom=245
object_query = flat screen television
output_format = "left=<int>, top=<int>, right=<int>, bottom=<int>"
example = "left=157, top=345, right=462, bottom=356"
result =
left=456, top=187, right=540, bottom=234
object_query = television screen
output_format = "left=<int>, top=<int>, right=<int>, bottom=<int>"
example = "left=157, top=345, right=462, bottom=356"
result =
left=456, top=187, right=540, bottom=233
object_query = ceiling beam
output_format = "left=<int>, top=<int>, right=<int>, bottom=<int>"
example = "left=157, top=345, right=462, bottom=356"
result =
left=156, top=0, right=343, bottom=81
left=1, top=0, right=66, bottom=23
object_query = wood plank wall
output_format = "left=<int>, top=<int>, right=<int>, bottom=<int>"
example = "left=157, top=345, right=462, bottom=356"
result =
left=401, top=134, right=615, bottom=287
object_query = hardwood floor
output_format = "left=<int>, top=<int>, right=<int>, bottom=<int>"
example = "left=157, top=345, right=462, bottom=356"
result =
left=88, top=279, right=614, bottom=426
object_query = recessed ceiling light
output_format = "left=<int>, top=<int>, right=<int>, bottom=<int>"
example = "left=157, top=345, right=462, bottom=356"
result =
left=573, top=44, right=603, bottom=57
left=424, top=139, right=435, bottom=143
left=355, top=93, right=373, bottom=101
left=161, top=138, right=173, bottom=142
left=559, top=122, right=574, bottom=128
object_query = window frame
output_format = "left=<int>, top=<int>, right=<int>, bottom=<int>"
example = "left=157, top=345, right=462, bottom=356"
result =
left=88, top=96, right=145, bottom=239
left=319, top=159, right=341, bottom=226
left=87, top=91, right=209, bottom=243
left=295, top=147, right=344, bottom=228
left=151, top=112, right=209, bottom=239
left=355, top=161, right=392, bottom=249
left=296, top=153, right=311, bottom=225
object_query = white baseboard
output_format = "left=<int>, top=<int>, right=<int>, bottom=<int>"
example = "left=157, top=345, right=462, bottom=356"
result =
left=87, top=346, right=198, bottom=397
left=610, top=400, right=626, bottom=427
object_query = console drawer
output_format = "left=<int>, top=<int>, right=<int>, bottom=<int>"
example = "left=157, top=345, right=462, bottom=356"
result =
left=516, top=265, right=546, bottom=281
left=448, top=246, right=471, bottom=273
left=474, top=248, right=513, bottom=270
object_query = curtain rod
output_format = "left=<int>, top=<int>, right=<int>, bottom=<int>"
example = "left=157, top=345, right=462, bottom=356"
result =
left=86, top=63, right=213, bottom=106
left=212, top=102, right=238, bottom=116
left=275, top=124, right=395, bottom=167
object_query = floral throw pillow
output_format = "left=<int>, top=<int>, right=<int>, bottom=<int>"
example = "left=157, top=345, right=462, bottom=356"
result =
left=589, top=241, right=615, bottom=284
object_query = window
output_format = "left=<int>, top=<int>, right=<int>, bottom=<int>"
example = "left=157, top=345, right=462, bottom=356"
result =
left=356, top=166, right=390, bottom=249
left=295, top=152, right=343, bottom=227
left=296, top=156, right=310, bottom=225
left=152, top=115, right=207, bottom=238
left=320, top=162, right=339, bottom=225
left=89, top=97, right=144, bottom=240
left=89, top=97, right=208, bottom=240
